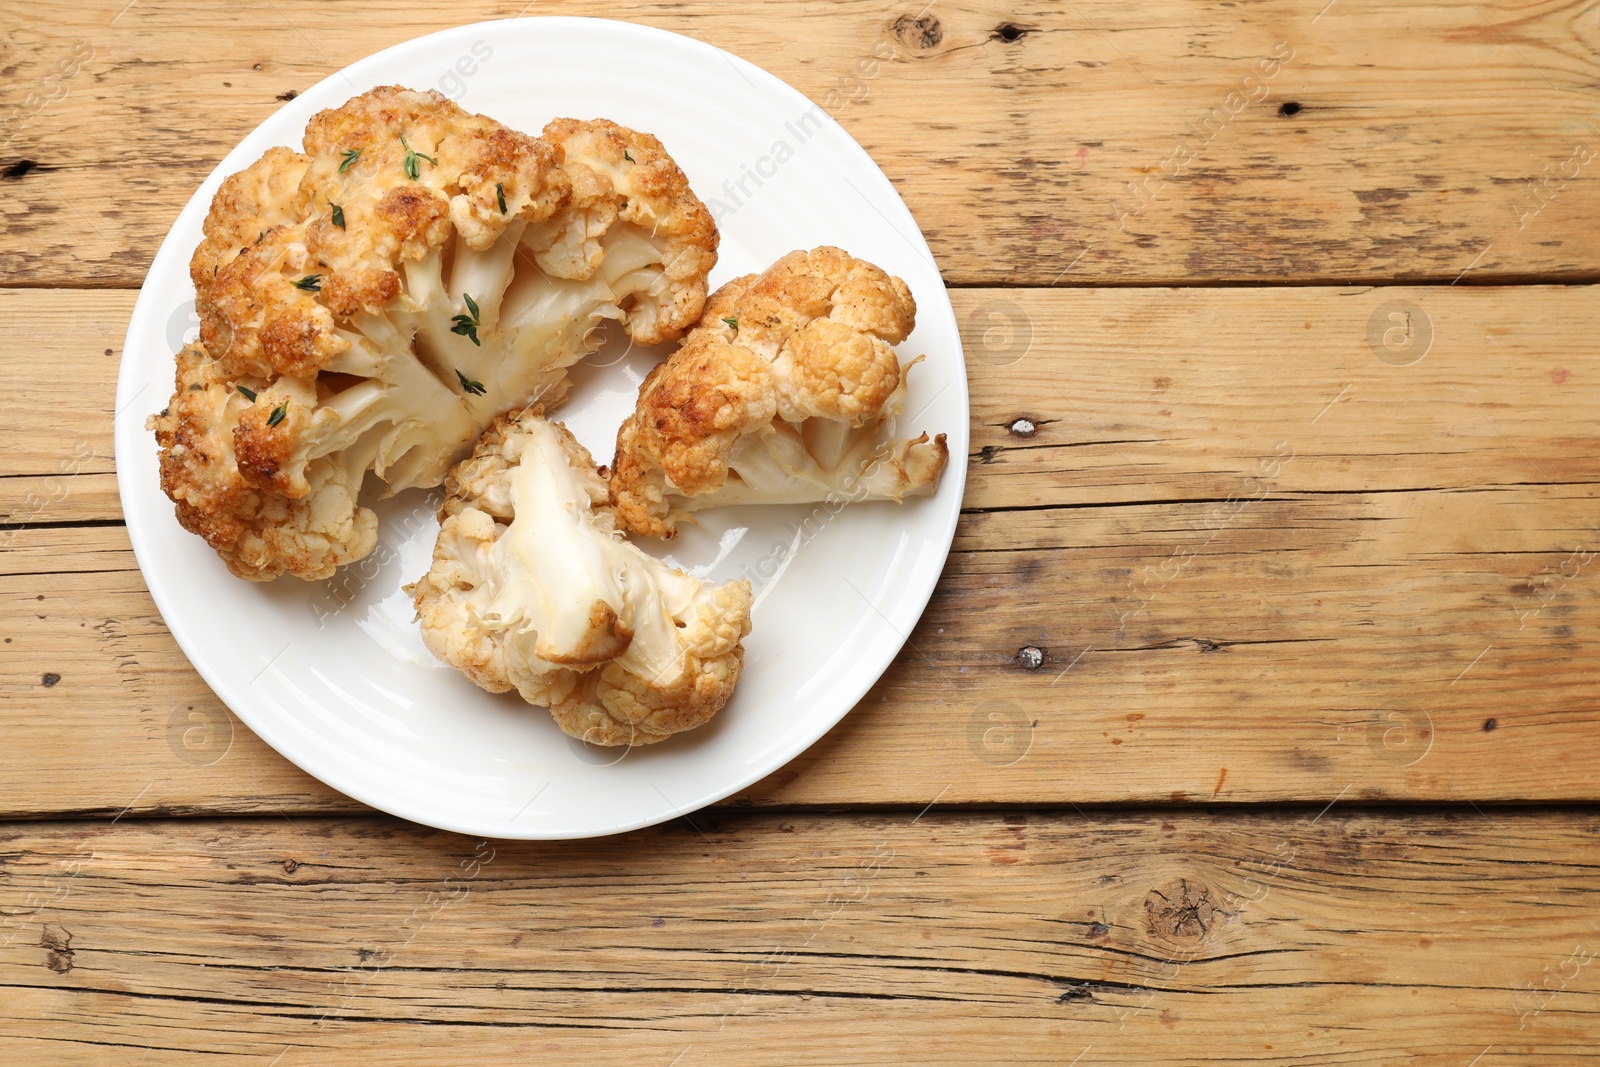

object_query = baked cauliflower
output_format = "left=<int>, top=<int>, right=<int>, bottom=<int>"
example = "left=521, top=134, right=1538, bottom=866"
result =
left=607, top=247, right=948, bottom=537
left=150, top=85, right=717, bottom=580
left=409, top=409, right=752, bottom=746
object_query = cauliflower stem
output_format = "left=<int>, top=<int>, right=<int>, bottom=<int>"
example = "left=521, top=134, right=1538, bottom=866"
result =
left=409, top=410, right=752, bottom=746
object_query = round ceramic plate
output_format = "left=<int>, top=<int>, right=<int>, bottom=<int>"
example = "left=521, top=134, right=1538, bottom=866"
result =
left=114, top=16, right=968, bottom=839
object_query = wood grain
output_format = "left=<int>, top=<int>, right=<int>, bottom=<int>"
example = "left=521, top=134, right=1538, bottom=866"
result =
left=2, top=811, right=1598, bottom=1064
left=6, top=481, right=1599, bottom=814
left=9, top=284, right=1600, bottom=521
left=7, top=2, right=1598, bottom=1059
left=4, top=283, right=1598, bottom=815
left=2, top=0, right=1599, bottom=287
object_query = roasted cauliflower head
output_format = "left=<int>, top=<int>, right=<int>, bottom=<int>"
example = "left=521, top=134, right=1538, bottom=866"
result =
left=409, top=409, right=752, bottom=747
left=608, top=246, right=949, bottom=538
left=151, top=85, right=717, bottom=580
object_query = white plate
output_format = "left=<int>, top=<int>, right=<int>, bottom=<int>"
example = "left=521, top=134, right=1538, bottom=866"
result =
left=114, top=16, right=968, bottom=839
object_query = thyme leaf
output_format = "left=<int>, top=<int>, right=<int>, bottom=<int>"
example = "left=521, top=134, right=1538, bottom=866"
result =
left=450, top=292, right=482, bottom=346
left=400, top=135, right=436, bottom=180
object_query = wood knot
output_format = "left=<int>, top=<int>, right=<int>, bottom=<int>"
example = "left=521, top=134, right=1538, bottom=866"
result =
left=1016, top=645, right=1045, bottom=670
left=993, top=22, right=1032, bottom=43
left=282, top=858, right=299, bottom=874
left=1007, top=417, right=1037, bottom=437
left=1144, top=878, right=1217, bottom=943
left=41, top=924, right=74, bottom=973
left=892, top=13, right=942, bottom=49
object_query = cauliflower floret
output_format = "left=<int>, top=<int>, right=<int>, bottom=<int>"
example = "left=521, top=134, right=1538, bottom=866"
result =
left=153, top=86, right=718, bottom=580
left=608, top=247, right=948, bottom=538
left=408, top=409, right=752, bottom=746
left=150, top=344, right=376, bottom=580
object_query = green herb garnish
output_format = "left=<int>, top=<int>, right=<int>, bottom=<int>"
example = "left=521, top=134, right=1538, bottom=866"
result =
left=267, top=402, right=287, bottom=427
left=255, top=229, right=268, bottom=244
left=496, top=182, right=507, bottom=214
left=330, top=202, right=345, bottom=229
left=400, top=135, right=435, bottom=181
left=722, top=316, right=738, bottom=330
left=338, top=148, right=361, bottom=174
left=237, top=386, right=258, bottom=402
left=450, top=292, right=482, bottom=346
left=456, top=370, right=486, bottom=396
left=624, top=149, right=634, bottom=163
left=291, top=274, right=322, bottom=292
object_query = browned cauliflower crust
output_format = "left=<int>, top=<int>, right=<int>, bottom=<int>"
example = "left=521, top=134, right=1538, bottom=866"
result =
left=408, top=409, right=752, bottom=746
left=150, top=344, right=376, bottom=580
left=608, top=247, right=949, bottom=537
left=152, top=85, right=718, bottom=580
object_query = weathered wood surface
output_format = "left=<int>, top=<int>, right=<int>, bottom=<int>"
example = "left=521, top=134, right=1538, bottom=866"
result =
left=2, top=812, right=1598, bottom=1064
left=4, top=284, right=1597, bottom=815
left=5, top=1, right=1600, bottom=1060
left=3, top=0, right=1599, bottom=287
left=10, top=284, right=1599, bottom=516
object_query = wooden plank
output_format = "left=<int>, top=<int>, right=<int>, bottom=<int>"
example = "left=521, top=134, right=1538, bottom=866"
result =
left=2, top=0, right=1599, bottom=286
left=11, top=284, right=1600, bottom=522
left=4, top=472, right=1598, bottom=816
left=2, top=811, right=1598, bottom=1064
left=0, top=289, right=119, bottom=529
left=4, top=282, right=1599, bottom=815
left=0, top=525, right=355, bottom=816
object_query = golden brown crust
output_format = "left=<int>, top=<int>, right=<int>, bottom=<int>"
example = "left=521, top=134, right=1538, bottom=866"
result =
left=540, top=117, right=719, bottom=344
left=608, top=247, right=927, bottom=535
left=148, top=344, right=374, bottom=581
left=189, top=87, right=571, bottom=380
left=549, top=640, right=747, bottom=746
left=190, top=148, right=312, bottom=298
left=158, top=86, right=720, bottom=581
left=372, top=185, right=452, bottom=260
left=231, top=390, right=299, bottom=494
left=783, top=318, right=900, bottom=423
left=319, top=268, right=401, bottom=319
left=608, top=336, right=776, bottom=538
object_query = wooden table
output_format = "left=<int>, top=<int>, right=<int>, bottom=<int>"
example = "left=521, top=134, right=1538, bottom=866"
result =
left=4, top=2, right=1599, bottom=1062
